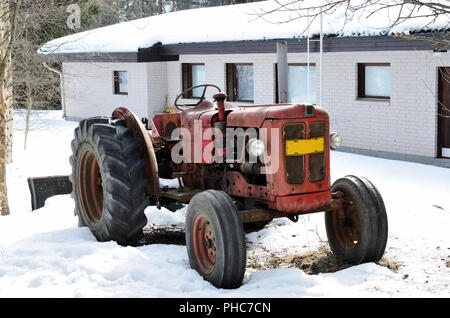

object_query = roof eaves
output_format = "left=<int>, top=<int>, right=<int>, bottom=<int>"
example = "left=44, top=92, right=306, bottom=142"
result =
left=37, top=51, right=139, bottom=63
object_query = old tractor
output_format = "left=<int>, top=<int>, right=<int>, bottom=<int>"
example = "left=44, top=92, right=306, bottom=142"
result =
left=69, top=84, right=388, bottom=289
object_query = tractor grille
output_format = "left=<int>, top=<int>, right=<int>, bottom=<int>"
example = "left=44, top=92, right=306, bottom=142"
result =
left=283, top=123, right=305, bottom=184
left=283, top=122, right=327, bottom=184
left=308, top=122, right=327, bottom=182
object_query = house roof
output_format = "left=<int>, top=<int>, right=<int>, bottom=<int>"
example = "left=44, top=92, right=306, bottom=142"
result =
left=39, top=0, right=449, bottom=56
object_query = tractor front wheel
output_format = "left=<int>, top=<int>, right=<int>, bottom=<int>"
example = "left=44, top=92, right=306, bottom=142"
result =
left=185, top=190, right=246, bottom=289
left=325, top=176, right=388, bottom=264
left=70, top=117, right=148, bottom=245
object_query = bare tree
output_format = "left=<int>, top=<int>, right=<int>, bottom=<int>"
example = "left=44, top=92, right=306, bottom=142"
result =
left=12, top=0, right=74, bottom=150
left=12, top=0, right=107, bottom=151
left=254, top=0, right=450, bottom=48
left=0, top=0, right=21, bottom=216
left=13, top=34, right=61, bottom=149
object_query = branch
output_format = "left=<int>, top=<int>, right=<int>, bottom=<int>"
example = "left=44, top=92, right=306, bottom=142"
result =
left=250, top=0, right=450, bottom=40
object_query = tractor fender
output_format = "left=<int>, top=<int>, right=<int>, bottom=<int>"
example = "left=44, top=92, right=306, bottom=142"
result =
left=112, top=107, right=160, bottom=199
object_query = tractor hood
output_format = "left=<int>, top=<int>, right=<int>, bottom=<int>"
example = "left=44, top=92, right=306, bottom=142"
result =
left=226, top=103, right=329, bottom=128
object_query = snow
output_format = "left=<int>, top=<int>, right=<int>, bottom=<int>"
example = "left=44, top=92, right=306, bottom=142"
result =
left=1, top=110, right=449, bottom=297
left=144, top=205, right=187, bottom=228
left=39, top=0, right=450, bottom=55
left=159, top=177, right=182, bottom=189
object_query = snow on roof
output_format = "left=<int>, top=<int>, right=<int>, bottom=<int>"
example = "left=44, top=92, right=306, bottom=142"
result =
left=39, top=0, right=450, bottom=55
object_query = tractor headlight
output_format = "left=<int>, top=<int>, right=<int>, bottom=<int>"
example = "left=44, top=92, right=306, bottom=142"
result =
left=247, top=138, right=265, bottom=157
left=330, top=133, right=343, bottom=150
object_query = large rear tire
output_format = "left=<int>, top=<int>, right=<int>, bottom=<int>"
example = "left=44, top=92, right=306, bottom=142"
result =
left=70, top=117, right=148, bottom=245
left=185, top=190, right=246, bottom=289
left=325, top=176, right=388, bottom=263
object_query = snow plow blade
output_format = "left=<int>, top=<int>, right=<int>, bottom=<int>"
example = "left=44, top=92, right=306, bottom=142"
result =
left=27, top=176, right=72, bottom=211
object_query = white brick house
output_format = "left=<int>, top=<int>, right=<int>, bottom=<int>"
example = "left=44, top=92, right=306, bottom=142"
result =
left=39, top=1, right=450, bottom=165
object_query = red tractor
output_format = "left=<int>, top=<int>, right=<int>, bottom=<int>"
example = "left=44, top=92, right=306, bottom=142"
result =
left=70, top=84, right=388, bottom=289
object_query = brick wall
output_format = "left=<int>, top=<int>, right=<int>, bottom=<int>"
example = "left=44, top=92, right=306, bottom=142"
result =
left=167, top=51, right=450, bottom=158
left=147, top=62, right=168, bottom=116
left=63, top=50, right=450, bottom=158
left=320, top=50, right=447, bottom=158
left=63, top=62, right=150, bottom=120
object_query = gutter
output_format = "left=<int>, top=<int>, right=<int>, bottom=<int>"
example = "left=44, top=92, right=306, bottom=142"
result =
left=43, top=62, right=66, bottom=118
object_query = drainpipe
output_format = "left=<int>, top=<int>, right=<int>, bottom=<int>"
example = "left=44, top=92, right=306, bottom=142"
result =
left=307, top=9, right=310, bottom=103
left=277, top=41, right=289, bottom=103
left=319, top=8, right=323, bottom=107
left=43, top=62, right=66, bottom=119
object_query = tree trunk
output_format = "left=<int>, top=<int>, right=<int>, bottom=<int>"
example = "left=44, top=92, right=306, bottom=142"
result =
left=0, top=0, right=20, bottom=215
left=5, top=62, right=12, bottom=164
left=24, top=71, right=32, bottom=150
left=0, top=0, right=10, bottom=215
left=158, top=0, right=163, bottom=14
left=0, top=81, right=9, bottom=216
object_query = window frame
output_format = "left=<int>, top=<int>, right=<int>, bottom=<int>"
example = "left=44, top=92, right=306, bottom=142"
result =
left=226, top=63, right=254, bottom=103
left=113, top=71, right=128, bottom=95
left=275, top=63, right=317, bottom=104
left=181, top=63, right=205, bottom=99
left=357, top=63, right=391, bottom=100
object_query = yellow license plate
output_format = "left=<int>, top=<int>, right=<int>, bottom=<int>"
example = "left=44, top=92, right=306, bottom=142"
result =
left=285, top=137, right=325, bottom=156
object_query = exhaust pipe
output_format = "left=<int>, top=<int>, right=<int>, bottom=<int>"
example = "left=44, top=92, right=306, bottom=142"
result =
left=277, top=41, right=289, bottom=103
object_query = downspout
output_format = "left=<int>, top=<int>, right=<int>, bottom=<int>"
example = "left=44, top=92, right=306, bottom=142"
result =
left=307, top=9, right=310, bottom=103
left=319, top=8, right=323, bottom=107
left=276, top=41, right=289, bottom=103
left=43, top=62, right=66, bottom=119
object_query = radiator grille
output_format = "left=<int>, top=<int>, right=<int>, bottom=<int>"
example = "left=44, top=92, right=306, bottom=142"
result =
left=309, top=122, right=327, bottom=182
left=283, top=122, right=327, bottom=184
left=283, top=123, right=305, bottom=184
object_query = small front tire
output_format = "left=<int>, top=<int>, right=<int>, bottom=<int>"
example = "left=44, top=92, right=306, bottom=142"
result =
left=325, top=176, right=388, bottom=264
left=185, top=190, right=246, bottom=289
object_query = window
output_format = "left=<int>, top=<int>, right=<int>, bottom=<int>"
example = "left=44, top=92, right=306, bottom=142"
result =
left=226, top=63, right=254, bottom=102
left=275, top=63, right=316, bottom=104
left=358, top=63, right=391, bottom=99
left=182, top=63, right=205, bottom=98
left=114, top=71, right=128, bottom=95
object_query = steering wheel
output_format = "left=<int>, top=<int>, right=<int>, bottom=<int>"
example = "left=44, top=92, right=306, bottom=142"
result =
left=173, top=84, right=222, bottom=111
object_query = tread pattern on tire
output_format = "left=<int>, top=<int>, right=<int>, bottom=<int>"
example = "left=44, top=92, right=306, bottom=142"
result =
left=353, top=176, right=388, bottom=261
left=70, top=117, right=148, bottom=245
left=185, top=190, right=246, bottom=289
left=325, top=175, right=387, bottom=263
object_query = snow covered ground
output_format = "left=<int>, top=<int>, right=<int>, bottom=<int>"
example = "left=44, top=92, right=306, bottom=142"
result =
left=0, top=110, right=448, bottom=298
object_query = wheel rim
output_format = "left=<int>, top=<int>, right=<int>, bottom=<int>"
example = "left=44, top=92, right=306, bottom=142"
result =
left=192, top=214, right=216, bottom=275
left=332, top=197, right=360, bottom=250
left=78, top=149, right=103, bottom=227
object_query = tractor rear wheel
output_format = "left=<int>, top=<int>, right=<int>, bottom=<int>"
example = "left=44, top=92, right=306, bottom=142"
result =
left=70, top=117, right=148, bottom=245
left=185, top=190, right=246, bottom=289
left=325, top=176, right=388, bottom=264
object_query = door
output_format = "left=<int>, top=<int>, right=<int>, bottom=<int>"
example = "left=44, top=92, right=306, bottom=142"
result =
left=438, top=67, right=450, bottom=158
